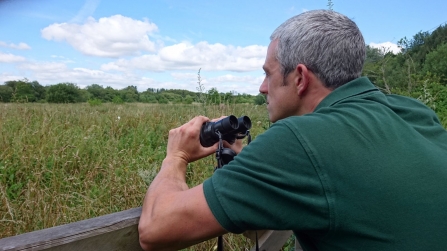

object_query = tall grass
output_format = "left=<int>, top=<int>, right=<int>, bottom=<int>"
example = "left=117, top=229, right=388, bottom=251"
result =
left=2, top=101, right=445, bottom=250
left=0, top=102, right=269, bottom=250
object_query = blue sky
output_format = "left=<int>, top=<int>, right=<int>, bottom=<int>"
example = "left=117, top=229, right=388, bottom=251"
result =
left=1, top=0, right=446, bottom=95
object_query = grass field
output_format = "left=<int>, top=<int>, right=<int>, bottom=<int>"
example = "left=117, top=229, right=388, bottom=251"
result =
left=1, top=101, right=446, bottom=250
left=0, top=102, right=270, bottom=250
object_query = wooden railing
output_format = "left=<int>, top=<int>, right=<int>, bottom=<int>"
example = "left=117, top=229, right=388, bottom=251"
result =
left=0, top=207, right=302, bottom=251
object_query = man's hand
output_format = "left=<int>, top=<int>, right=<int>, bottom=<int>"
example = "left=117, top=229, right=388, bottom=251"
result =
left=166, top=116, right=218, bottom=165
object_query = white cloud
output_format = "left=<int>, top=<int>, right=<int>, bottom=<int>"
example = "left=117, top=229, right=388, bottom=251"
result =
left=0, top=52, right=27, bottom=63
left=20, top=62, right=68, bottom=72
left=101, top=41, right=267, bottom=72
left=0, top=41, right=31, bottom=50
left=171, top=72, right=197, bottom=80
left=369, top=42, right=401, bottom=54
left=41, top=15, right=158, bottom=57
left=5, top=56, right=262, bottom=94
left=206, top=74, right=263, bottom=94
left=0, top=73, right=27, bottom=83
left=50, top=55, right=75, bottom=64
left=20, top=62, right=119, bottom=85
left=15, top=61, right=161, bottom=91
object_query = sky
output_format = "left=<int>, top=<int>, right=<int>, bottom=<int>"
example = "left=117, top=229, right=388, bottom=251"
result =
left=1, top=0, right=447, bottom=95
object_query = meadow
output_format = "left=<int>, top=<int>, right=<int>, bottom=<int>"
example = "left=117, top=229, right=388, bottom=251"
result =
left=0, top=102, right=270, bottom=250
left=1, top=101, right=446, bottom=250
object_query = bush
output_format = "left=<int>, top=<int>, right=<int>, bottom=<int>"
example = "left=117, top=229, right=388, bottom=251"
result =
left=47, top=83, right=83, bottom=103
left=112, top=96, right=124, bottom=104
left=88, top=98, right=102, bottom=106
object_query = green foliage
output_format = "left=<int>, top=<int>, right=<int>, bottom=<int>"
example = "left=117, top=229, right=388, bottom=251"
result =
left=0, top=85, right=13, bottom=102
left=254, top=93, right=266, bottom=105
left=423, top=42, right=447, bottom=84
left=183, top=95, right=194, bottom=104
left=1, top=73, right=259, bottom=105
left=86, top=84, right=106, bottom=101
left=207, top=87, right=221, bottom=104
left=46, top=83, right=84, bottom=103
left=120, top=85, right=139, bottom=102
left=139, top=93, right=158, bottom=103
left=363, top=23, right=447, bottom=105
left=3, top=79, right=45, bottom=102
left=88, top=98, right=102, bottom=106
left=157, top=95, right=169, bottom=104
left=159, top=92, right=182, bottom=103
left=112, top=95, right=124, bottom=104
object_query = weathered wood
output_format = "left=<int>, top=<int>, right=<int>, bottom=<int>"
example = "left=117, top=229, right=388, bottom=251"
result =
left=247, top=230, right=294, bottom=251
left=295, top=236, right=303, bottom=251
left=0, top=207, right=143, bottom=251
left=0, top=207, right=296, bottom=251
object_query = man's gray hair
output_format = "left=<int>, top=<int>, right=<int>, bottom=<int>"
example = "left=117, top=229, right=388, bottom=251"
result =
left=270, top=10, right=366, bottom=89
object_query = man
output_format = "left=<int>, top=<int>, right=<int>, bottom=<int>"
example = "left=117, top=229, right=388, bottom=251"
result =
left=139, top=10, right=447, bottom=251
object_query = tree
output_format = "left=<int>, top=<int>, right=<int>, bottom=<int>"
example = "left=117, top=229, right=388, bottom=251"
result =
left=0, top=85, right=13, bottom=102
left=86, top=84, right=106, bottom=101
left=47, top=83, right=83, bottom=103
left=160, top=92, right=182, bottom=103
left=4, top=79, right=44, bottom=102
left=423, top=43, right=447, bottom=84
left=140, top=93, right=158, bottom=103
left=120, top=85, right=139, bottom=102
left=183, top=95, right=194, bottom=104
left=103, top=87, right=119, bottom=102
left=207, top=88, right=221, bottom=104
left=254, top=94, right=266, bottom=105
left=29, top=80, right=46, bottom=101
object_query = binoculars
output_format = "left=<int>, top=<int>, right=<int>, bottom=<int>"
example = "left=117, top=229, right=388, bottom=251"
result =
left=200, top=115, right=252, bottom=147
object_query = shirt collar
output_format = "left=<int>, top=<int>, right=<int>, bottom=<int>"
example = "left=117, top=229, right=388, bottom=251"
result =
left=315, top=77, right=380, bottom=111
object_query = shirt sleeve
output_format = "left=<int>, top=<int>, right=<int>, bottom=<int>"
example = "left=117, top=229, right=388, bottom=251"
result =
left=203, top=119, right=330, bottom=235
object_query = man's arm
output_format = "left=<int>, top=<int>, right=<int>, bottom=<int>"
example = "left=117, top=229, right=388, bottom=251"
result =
left=138, top=116, right=228, bottom=251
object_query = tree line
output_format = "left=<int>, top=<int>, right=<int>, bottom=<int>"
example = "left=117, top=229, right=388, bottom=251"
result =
left=1, top=24, right=446, bottom=109
left=362, top=23, right=447, bottom=118
left=0, top=80, right=265, bottom=105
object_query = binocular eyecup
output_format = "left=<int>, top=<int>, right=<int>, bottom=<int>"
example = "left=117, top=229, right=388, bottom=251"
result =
left=200, top=115, right=252, bottom=147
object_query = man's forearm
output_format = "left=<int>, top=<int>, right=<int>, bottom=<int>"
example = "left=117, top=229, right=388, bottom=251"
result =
left=149, top=157, right=189, bottom=194
left=139, top=157, right=189, bottom=250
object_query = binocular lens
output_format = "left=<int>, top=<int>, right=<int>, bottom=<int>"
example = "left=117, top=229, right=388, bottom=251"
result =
left=237, top=116, right=252, bottom=133
left=200, top=115, right=238, bottom=147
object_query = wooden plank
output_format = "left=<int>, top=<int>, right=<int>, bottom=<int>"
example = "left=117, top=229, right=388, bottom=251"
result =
left=295, top=236, right=303, bottom=251
left=0, top=207, right=143, bottom=251
left=245, top=230, right=303, bottom=251
left=248, top=230, right=293, bottom=251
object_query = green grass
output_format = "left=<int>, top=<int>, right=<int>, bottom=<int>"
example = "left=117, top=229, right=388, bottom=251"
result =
left=0, top=102, right=269, bottom=250
left=1, top=101, right=445, bottom=250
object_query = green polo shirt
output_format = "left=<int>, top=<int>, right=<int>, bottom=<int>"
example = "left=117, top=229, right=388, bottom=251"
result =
left=203, top=77, right=447, bottom=251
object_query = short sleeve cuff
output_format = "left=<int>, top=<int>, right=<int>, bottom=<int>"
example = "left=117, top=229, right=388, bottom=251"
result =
left=203, top=177, right=245, bottom=234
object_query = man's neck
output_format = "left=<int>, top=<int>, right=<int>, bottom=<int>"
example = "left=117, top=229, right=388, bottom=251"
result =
left=298, top=77, right=332, bottom=115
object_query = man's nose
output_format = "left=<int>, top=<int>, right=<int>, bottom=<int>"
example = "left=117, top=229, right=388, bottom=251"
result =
left=259, top=78, right=267, bottom=94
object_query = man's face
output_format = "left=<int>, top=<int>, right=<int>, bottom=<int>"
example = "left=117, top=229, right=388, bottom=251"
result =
left=259, top=40, right=300, bottom=122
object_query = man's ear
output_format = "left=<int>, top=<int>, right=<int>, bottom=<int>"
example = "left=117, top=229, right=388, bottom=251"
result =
left=295, top=64, right=310, bottom=96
